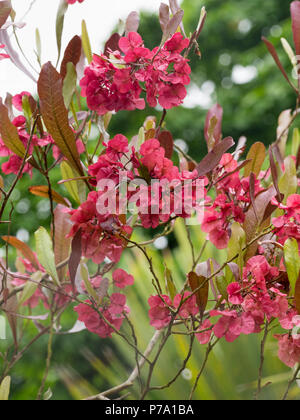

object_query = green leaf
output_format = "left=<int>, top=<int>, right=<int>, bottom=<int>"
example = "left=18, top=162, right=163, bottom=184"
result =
left=164, top=265, right=177, bottom=300
left=244, top=142, right=266, bottom=178
left=0, top=316, right=6, bottom=340
left=284, top=238, right=300, bottom=296
left=35, top=28, right=42, bottom=66
left=278, top=156, right=297, bottom=204
left=60, top=161, right=80, bottom=204
left=292, top=128, right=300, bottom=157
left=0, top=377, right=11, bottom=401
left=18, top=271, right=43, bottom=307
left=216, top=277, right=228, bottom=300
left=79, top=263, right=99, bottom=302
left=54, top=205, right=72, bottom=284
left=295, top=274, right=300, bottom=314
left=35, top=227, right=60, bottom=286
left=227, top=222, right=246, bottom=278
left=63, top=62, right=77, bottom=108
left=56, top=0, right=68, bottom=65
left=81, top=20, right=92, bottom=64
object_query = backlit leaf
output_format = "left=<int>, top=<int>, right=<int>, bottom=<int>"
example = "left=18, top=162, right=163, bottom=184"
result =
left=284, top=238, right=300, bottom=296
left=29, top=185, right=70, bottom=207
left=35, top=227, right=60, bottom=286
left=0, top=377, right=11, bottom=401
left=244, top=142, right=266, bottom=178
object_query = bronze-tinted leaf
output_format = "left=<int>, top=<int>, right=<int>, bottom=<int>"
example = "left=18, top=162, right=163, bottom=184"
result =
left=262, top=36, right=298, bottom=94
left=196, top=136, right=235, bottom=176
left=0, top=101, right=25, bottom=157
left=60, top=35, right=82, bottom=79
left=158, top=130, right=174, bottom=159
left=104, top=33, right=121, bottom=57
left=0, top=0, right=11, bottom=29
left=291, top=2, right=300, bottom=72
left=38, top=62, right=84, bottom=176
left=2, top=236, right=39, bottom=270
left=188, top=271, right=209, bottom=319
left=29, top=185, right=70, bottom=207
left=69, top=229, right=82, bottom=290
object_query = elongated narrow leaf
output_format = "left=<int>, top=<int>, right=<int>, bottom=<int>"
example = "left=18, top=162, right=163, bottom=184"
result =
left=0, top=29, right=36, bottom=82
left=0, top=174, right=3, bottom=200
left=165, top=265, right=177, bottom=300
left=0, top=101, right=25, bottom=157
left=262, top=36, right=298, bottom=94
left=196, top=137, right=235, bottom=176
left=60, top=161, right=81, bottom=204
left=29, top=185, right=70, bottom=207
left=227, top=222, right=246, bottom=277
left=0, top=315, right=5, bottom=340
left=244, top=186, right=276, bottom=260
left=284, top=238, right=300, bottom=296
left=0, top=0, right=11, bottom=29
left=162, top=9, right=184, bottom=44
left=18, top=271, right=43, bottom=307
left=81, top=20, right=92, bottom=64
left=291, top=2, right=300, bottom=58
left=69, top=229, right=82, bottom=289
left=35, top=28, right=42, bottom=65
left=244, top=142, right=266, bottom=177
left=188, top=271, right=209, bottom=319
left=281, top=37, right=297, bottom=74
left=60, top=35, right=82, bottom=79
left=35, top=227, right=60, bottom=286
left=295, top=273, right=300, bottom=314
left=159, top=3, right=170, bottom=33
left=38, top=62, right=84, bottom=176
left=63, top=62, right=77, bottom=108
left=278, top=156, right=297, bottom=204
left=56, top=0, right=68, bottom=64
left=0, top=377, right=11, bottom=401
left=2, top=236, right=39, bottom=270
left=54, top=205, right=72, bottom=283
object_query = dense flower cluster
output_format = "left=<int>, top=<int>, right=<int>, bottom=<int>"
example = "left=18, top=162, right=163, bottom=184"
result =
left=148, top=253, right=300, bottom=368
left=80, top=31, right=191, bottom=114
left=74, top=293, right=129, bottom=338
left=202, top=153, right=263, bottom=249
left=2, top=1, right=300, bottom=399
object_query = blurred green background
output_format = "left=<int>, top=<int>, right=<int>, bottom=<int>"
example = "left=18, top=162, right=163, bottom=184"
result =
left=1, top=0, right=299, bottom=400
